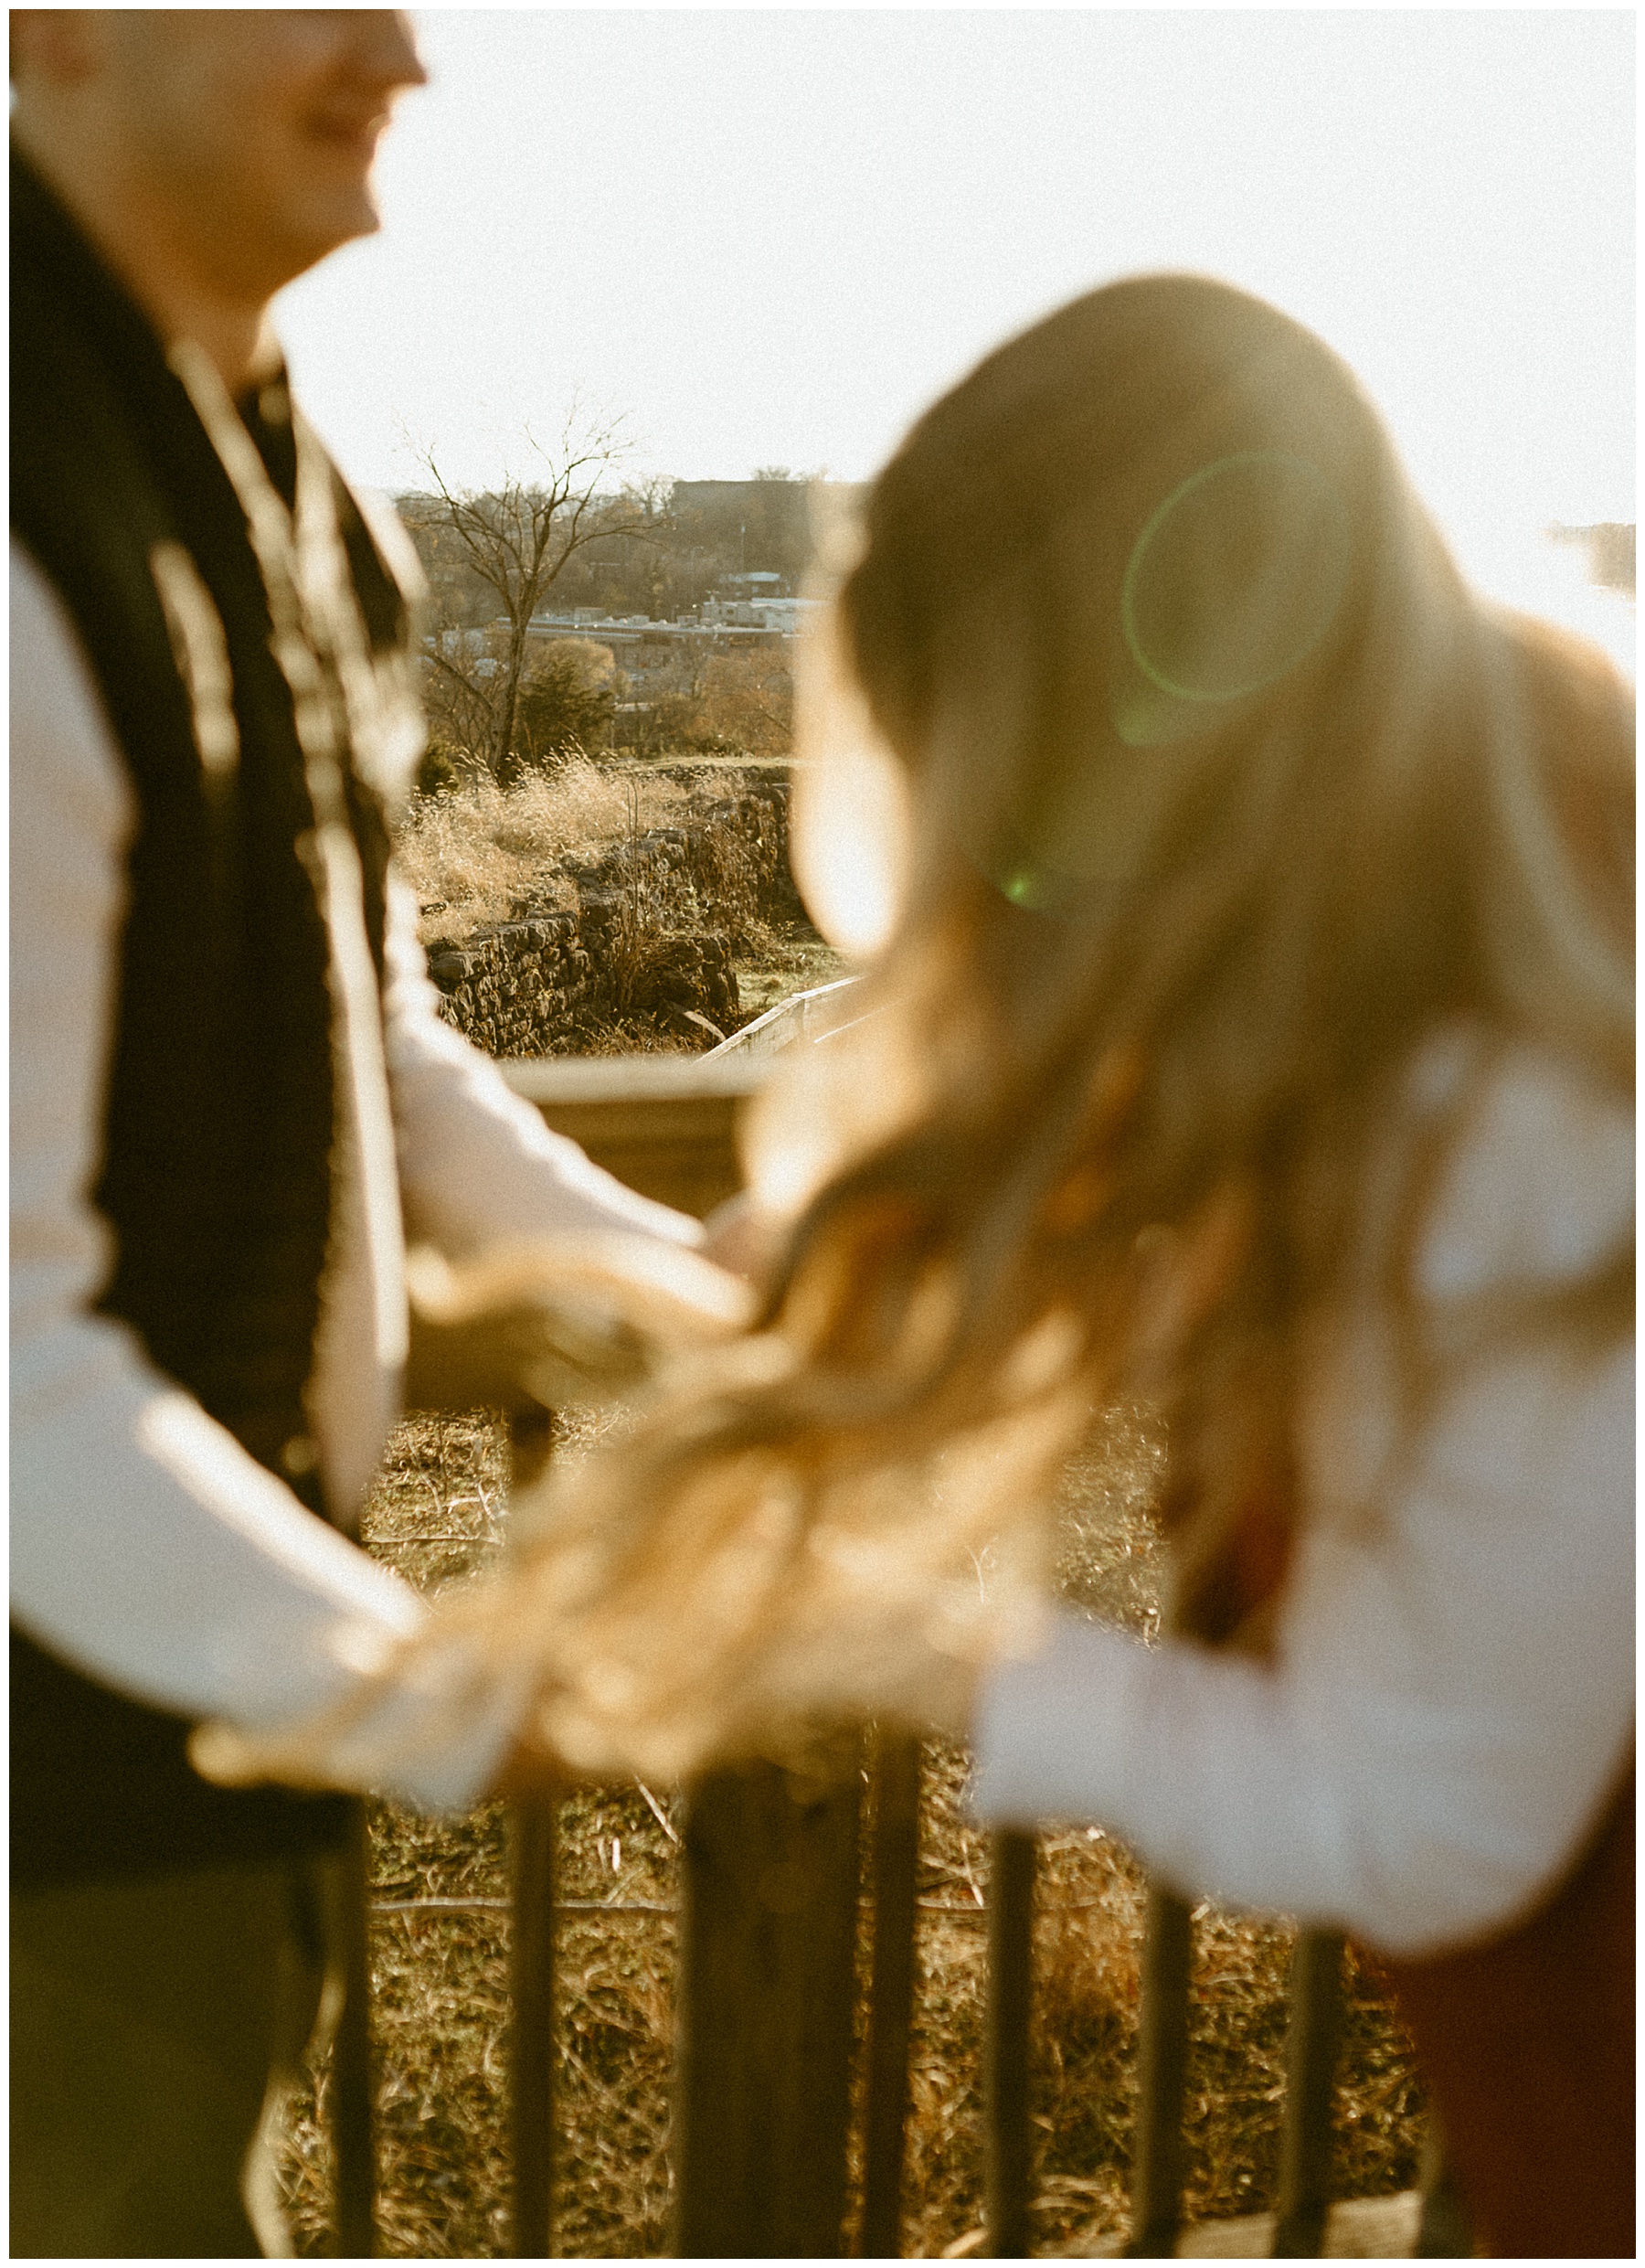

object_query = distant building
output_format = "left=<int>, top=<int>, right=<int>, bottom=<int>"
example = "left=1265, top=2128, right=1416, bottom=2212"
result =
left=524, top=610, right=791, bottom=689
left=668, top=477, right=870, bottom=588
left=1548, top=523, right=1635, bottom=596
left=432, top=625, right=499, bottom=678
left=700, top=591, right=826, bottom=633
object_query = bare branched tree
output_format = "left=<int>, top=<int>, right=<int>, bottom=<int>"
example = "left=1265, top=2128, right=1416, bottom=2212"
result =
left=401, top=406, right=660, bottom=778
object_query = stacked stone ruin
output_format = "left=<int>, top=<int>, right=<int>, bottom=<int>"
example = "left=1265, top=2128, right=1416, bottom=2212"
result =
left=423, top=780, right=794, bottom=1057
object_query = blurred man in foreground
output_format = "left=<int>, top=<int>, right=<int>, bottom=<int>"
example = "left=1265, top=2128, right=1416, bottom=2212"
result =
left=10, top=14, right=716, bottom=2252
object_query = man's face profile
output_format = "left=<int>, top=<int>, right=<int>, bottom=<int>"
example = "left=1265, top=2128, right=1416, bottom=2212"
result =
left=13, top=10, right=427, bottom=299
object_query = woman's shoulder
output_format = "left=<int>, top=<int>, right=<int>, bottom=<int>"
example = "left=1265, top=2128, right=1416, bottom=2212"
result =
left=1298, top=1025, right=1630, bottom=1555
left=1405, top=1025, right=1632, bottom=1304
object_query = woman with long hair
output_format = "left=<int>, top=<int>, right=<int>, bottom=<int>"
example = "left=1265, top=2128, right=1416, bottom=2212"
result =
left=203, top=276, right=1633, bottom=2255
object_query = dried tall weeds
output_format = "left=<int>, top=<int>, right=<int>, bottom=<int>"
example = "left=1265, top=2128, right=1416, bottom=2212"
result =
left=395, top=762, right=696, bottom=942
left=274, top=1404, right=1426, bottom=2259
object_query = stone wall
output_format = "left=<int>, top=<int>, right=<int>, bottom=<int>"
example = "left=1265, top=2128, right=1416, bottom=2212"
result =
left=423, top=779, right=794, bottom=1056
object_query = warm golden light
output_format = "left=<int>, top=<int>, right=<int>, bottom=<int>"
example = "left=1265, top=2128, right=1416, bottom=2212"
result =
left=790, top=609, right=912, bottom=961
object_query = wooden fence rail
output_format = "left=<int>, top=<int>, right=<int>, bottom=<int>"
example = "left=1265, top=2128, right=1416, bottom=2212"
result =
left=319, top=1057, right=1469, bottom=2260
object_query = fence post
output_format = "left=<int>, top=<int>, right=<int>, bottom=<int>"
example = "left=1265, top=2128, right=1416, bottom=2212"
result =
left=986, top=1829, right=1038, bottom=2258
left=859, top=1730, right=923, bottom=2259
left=511, top=1799, right=557, bottom=2259
left=332, top=1798, right=377, bottom=2259
left=1271, top=1929, right=1344, bottom=2256
left=1126, top=1885, right=1193, bottom=2257
left=674, top=1740, right=864, bottom=2255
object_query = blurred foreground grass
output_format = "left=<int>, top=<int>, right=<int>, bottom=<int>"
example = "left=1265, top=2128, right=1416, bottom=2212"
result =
left=276, top=1406, right=1425, bottom=2258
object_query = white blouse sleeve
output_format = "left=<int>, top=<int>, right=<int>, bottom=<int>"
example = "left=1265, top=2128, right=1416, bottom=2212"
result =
left=8, top=541, right=508, bottom=1815
left=971, top=1049, right=1634, bottom=1959
left=382, top=872, right=706, bottom=1257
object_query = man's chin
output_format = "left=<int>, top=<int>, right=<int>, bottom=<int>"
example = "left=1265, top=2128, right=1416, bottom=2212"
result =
left=277, top=185, right=383, bottom=279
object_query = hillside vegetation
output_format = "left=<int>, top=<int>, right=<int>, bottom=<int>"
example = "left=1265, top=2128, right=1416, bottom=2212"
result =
left=396, top=762, right=695, bottom=942
left=396, top=758, right=843, bottom=1052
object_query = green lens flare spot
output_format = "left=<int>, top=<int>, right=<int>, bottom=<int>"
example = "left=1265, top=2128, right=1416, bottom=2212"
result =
left=1120, top=451, right=1352, bottom=705
left=983, top=841, right=1083, bottom=918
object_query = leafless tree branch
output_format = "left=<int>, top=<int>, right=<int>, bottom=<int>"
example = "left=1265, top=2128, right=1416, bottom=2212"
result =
left=401, top=410, right=650, bottom=777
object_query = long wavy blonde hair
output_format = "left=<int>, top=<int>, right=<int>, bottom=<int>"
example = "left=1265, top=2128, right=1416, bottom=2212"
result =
left=204, top=277, right=1634, bottom=1794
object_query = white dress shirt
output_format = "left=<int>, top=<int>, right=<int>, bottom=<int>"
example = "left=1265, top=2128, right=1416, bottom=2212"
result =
left=973, top=1032, right=1634, bottom=1958
left=11, top=538, right=703, bottom=1814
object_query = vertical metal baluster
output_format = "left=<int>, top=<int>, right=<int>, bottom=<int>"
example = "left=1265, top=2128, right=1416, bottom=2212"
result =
left=985, top=1828, right=1037, bottom=2258
left=1271, top=1930, right=1344, bottom=2256
left=1126, top=1885, right=1193, bottom=2257
left=511, top=1798, right=557, bottom=2259
left=860, top=1730, right=923, bottom=2258
left=1416, top=2117, right=1475, bottom=2257
left=333, top=1798, right=377, bottom=2259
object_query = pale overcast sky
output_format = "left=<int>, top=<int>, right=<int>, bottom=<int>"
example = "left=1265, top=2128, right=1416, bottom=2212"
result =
left=276, top=6, right=1634, bottom=656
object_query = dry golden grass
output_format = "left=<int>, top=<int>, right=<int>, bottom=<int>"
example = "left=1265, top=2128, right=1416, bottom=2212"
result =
left=274, top=1402, right=1426, bottom=2260
left=396, top=763, right=695, bottom=942
left=393, top=755, right=847, bottom=1059
left=732, top=930, right=850, bottom=1023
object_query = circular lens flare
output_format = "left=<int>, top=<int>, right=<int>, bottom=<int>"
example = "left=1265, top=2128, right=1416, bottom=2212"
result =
left=1121, top=451, right=1353, bottom=704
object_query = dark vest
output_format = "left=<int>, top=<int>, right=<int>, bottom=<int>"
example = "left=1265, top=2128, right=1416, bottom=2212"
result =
left=11, top=149, right=413, bottom=1888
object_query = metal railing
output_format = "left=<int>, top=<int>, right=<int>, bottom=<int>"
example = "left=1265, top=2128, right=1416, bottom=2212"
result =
left=318, top=1056, right=1467, bottom=2259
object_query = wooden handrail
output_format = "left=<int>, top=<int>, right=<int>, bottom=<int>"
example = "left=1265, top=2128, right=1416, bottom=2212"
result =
left=503, top=1052, right=771, bottom=1219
